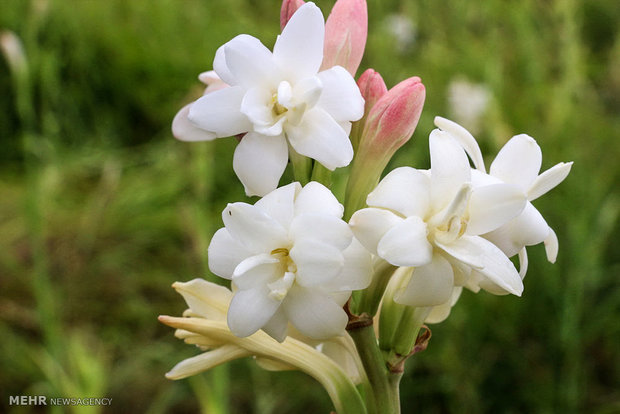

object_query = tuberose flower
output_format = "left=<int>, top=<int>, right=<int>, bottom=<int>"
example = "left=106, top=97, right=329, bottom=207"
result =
left=208, top=181, right=372, bottom=341
left=350, top=129, right=527, bottom=308
left=186, top=2, right=364, bottom=196
left=434, top=116, right=573, bottom=275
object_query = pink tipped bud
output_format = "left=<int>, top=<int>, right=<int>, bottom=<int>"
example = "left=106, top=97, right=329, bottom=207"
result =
left=321, top=0, right=368, bottom=75
left=345, top=77, right=426, bottom=217
left=280, top=0, right=306, bottom=30
left=361, top=76, right=425, bottom=155
left=357, top=69, right=388, bottom=117
left=349, top=69, right=387, bottom=151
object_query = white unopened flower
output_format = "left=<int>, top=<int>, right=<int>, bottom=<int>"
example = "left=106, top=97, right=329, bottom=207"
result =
left=160, top=279, right=366, bottom=413
left=434, top=116, right=573, bottom=274
left=208, top=181, right=372, bottom=341
left=350, top=129, right=527, bottom=308
left=186, top=2, right=364, bottom=196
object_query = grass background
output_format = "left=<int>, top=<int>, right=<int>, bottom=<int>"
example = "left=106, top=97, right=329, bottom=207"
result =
left=1, top=0, right=618, bottom=412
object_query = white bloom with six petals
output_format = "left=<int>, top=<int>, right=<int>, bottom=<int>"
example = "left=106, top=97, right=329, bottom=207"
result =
left=350, top=129, right=527, bottom=308
left=434, top=116, right=573, bottom=276
left=208, top=181, right=372, bottom=341
left=188, top=3, right=364, bottom=196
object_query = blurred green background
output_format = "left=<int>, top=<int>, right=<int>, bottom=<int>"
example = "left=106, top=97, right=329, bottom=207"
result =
left=1, top=0, right=618, bottom=412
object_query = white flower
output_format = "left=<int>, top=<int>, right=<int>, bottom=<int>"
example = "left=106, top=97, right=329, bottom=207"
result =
left=208, top=181, right=372, bottom=341
left=350, top=129, right=527, bottom=308
left=434, top=116, right=573, bottom=272
left=186, top=2, right=364, bottom=196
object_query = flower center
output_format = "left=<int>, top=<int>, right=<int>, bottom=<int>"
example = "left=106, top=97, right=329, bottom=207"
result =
left=267, top=248, right=297, bottom=301
left=271, top=94, right=288, bottom=116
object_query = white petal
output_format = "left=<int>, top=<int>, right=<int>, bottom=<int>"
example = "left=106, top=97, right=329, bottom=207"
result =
left=289, top=239, right=344, bottom=287
left=394, top=253, right=454, bottom=307
left=377, top=216, right=433, bottom=267
left=261, top=308, right=289, bottom=342
left=173, top=279, right=232, bottom=320
left=290, top=213, right=352, bottom=250
left=233, top=132, right=289, bottom=197
left=294, top=181, right=344, bottom=217
left=223, top=34, right=278, bottom=88
left=286, top=107, right=354, bottom=170
left=329, top=238, right=373, bottom=291
left=425, top=286, right=462, bottom=324
left=283, top=286, right=347, bottom=339
left=292, top=76, right=323, bottom=110
left=490, top=134, right=541, bottom=191
left=240, top=86, right=276, bottom=129
left=166, top=345, right=249, bottom=379
left=213, top=42, right=236, bottom=86
left=467, top=183, right=526, bottom=235
left=434, top=116, right=485, bottom=172
left=429, top=129, right=471, bottom=208
left=273, top=3, right=325, bottom=81
left=483, top=202, right=550, bottom=257
left=528, top=162, right=573, bottom=201
left=456, top=236, right=523, bottom=296
left=316, top=66, right=364, bottom=121
left=349, top=208, right=403, bottom=255
left=232, top=253, right=281, bottom=289
left=227, top=287, right=281, bottom=337
left=434, top=235, right=484, bottom=269
left=208, top=228, right=252, bottom=279
left=172, top=103, right=217, bottom=142
left=222, top=202, right=289, bottom=253
left=544, top=227, right=559, bottom=263
left=255, top=182, right=301, bottom=229
left=189, top=86, right=251, bottom=137
left=367, top=167, right=431, bottom=218
left=518, top=248, right=528, bottom=279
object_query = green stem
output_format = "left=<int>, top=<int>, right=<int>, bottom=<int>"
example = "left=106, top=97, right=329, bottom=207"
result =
left=353, top=260, right=397, bottom=316
left=348, top=322, right=400, bottom=414
left=289, top=146, right=310, bottom=185
left=311, top=162, right=332, bottom=187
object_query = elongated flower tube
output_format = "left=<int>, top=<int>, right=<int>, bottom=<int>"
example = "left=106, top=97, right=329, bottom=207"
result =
left=159, top=279, right=366, bottom=414
left=434, top=117, right=573, bottom=290
left=281, top=0, right=367, bottom=76
left=345, top=76, right=425, bottom=218
left=208, top=181, right=372, bottom=341
left=350, top=129, right=527, bottom=307
left=178, top=3, right=363, bottom=196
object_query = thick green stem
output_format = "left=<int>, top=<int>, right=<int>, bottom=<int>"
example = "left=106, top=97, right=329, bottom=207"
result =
left=289, top=146, right=311, bottom=185
left=353, top=260, right=397, bottom=316
left=348, top=322, right=400, bottom=414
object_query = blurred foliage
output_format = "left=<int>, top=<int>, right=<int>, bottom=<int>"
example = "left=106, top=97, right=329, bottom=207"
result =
left=0, top=0, right=618, bottom=413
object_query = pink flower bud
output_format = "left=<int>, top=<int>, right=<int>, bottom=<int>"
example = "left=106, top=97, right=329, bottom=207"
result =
left=344, top=76, right=425, bottom=218
left=350, top=69, right=387, bottom=151
left=280, top=0, right=306, bottom=30
left=361, top=76, right=425, bottom=156
left=321, top=0, right=368, bottom=75
left=357, top=69, right=388, bottom=118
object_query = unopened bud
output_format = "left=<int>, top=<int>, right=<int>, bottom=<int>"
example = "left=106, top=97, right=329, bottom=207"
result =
left=280, top=0, right=306, bottom=30
left=321, top=0, right=367, bottom=75
left=350, top=69, right=387, bottom=151
left=344, top=76, right=425, bottom=218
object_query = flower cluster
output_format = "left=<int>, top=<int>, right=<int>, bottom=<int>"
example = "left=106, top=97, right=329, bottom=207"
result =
left=161, top=1, right=572, bottom=412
